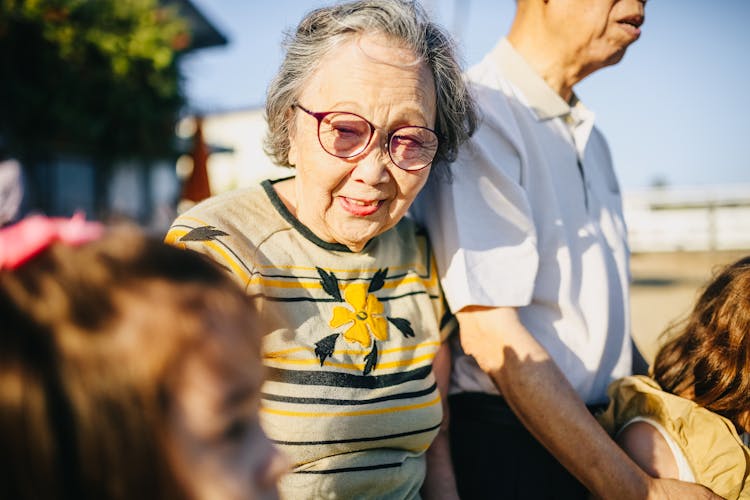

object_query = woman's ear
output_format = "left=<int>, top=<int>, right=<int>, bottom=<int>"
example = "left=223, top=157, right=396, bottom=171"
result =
left=287, top=109, right=299, bottom=167
left=288, top=141, right=298, bottom=167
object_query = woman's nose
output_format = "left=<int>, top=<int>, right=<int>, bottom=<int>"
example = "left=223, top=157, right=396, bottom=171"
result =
left=350, top=140, right=391, bottom=185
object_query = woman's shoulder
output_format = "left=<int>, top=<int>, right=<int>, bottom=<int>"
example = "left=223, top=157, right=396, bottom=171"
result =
left=182, top=183, right=270, bottom=220
left=164, top=181, right=293, bottom=283
left=168, top=182, right=285, bottom=241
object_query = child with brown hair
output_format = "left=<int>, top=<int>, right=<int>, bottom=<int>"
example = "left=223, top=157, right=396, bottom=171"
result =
left=0, top=215, right=286, bottom=500
left=600, top=256, right=750, bottom=499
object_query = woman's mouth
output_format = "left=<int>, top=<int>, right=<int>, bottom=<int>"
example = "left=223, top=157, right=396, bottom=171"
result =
left=339, top=197, right=384, bottom=216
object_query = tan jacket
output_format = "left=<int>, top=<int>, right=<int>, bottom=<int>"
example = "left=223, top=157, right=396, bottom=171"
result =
left=599, top=375, right=750, bottom=499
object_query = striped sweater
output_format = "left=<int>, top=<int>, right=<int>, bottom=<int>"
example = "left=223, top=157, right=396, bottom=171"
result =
left=166, top=178, right=454, bottom=499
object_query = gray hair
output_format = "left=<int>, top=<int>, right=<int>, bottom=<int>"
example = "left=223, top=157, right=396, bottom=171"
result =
left=263, top=0, right=477, bottom=178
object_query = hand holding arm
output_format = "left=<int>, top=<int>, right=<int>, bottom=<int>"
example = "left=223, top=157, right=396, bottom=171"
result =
left=456, top=306, right=721, bottom=500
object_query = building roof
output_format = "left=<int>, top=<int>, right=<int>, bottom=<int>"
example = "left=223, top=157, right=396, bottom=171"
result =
left=161, top=0, right=228, bottom=51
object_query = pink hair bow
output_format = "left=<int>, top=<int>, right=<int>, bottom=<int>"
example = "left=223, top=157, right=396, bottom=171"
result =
left=0, top=214, right=104, bottom=270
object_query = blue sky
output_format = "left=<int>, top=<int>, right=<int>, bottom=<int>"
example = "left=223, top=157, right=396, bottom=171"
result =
left=182, top=1, right=750, bottom=190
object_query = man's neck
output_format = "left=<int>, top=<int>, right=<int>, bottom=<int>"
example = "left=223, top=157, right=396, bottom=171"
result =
left=506, top=31, right=579, bottom=103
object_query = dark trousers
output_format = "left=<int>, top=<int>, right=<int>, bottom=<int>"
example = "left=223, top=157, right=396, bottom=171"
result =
left=449, top=392, right=588, bottom=500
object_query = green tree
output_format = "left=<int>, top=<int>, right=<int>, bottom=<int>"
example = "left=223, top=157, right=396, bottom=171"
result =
left=0, top=0, right=188, bottom=160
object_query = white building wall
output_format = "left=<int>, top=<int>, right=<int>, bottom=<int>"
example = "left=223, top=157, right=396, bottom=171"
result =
left=197, top=107, right=292, bottom=193
left=624, top=185, right=750, bottom=252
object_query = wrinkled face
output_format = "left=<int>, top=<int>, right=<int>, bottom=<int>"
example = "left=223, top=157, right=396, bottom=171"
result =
left=287, top=33, right=437, bottom=252
left=168, top=328, right=286, bottom=500
left=549, top=0, right=646, bottom=69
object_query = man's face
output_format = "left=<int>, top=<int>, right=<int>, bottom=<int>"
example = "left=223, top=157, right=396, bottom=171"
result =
left=548, top=0, right=646, bottom=71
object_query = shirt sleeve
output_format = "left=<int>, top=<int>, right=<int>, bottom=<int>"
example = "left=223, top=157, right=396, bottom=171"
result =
left=165, top=210, right=256, bottom=290
left=413, top=94, right=538, bottom=313
left=619, top=417, right=695, bottom=482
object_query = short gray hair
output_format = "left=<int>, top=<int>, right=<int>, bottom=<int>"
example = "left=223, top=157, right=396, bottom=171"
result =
left=264, top=0, right=477, bottom=178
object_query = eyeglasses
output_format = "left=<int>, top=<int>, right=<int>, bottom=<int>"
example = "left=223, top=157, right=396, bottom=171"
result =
left=293, top=103, right=439, bottom=171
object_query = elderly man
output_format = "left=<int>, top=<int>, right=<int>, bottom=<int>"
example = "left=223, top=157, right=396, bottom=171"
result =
left=413, top=0, right=719, bottom=498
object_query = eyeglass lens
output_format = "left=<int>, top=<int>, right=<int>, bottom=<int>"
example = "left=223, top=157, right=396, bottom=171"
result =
left=318, top=112, right=437, bottom=171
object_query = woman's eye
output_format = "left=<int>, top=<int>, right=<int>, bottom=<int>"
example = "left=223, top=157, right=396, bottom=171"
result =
left=332, top=125, right=360, bottom=137
left=392, top=135, right=421, bottom=148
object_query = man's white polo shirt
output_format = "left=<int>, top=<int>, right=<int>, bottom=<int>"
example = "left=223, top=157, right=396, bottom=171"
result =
left=413, top=38, right=632, bottom=405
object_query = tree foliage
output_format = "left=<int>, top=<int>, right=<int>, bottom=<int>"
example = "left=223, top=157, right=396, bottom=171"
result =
left=0, top=0, right=189, bottom=161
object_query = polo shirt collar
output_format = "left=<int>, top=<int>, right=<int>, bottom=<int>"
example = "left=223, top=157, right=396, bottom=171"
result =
left=490, top=38, right=581, bottom=123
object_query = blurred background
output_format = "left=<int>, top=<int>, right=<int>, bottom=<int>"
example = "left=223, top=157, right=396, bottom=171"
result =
left=1, top=0, right=748, bottom=359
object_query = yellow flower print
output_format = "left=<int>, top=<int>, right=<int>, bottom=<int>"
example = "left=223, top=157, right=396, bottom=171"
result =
left=329, top=283, right=388, bottom=348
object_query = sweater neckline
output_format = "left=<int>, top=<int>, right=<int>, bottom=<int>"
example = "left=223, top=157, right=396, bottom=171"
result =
left=261, top=177, right=369, bottom=253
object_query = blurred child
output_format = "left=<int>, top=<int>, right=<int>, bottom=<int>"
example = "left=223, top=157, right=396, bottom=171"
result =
left=600, top=256, right=750, bottom=499
left=0, top=215, right=286, bottom=500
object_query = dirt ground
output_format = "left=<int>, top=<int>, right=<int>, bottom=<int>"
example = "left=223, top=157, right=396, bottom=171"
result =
left=629, top=249, right=749, bottom=364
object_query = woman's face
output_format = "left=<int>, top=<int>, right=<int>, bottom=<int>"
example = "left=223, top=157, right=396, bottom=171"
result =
left=167, top=324, right=286, bottom=500
left=286, top=33, right=437, bottom=252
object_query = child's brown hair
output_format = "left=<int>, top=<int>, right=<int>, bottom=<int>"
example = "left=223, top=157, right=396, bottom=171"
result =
left=0, top=225, right=259, bottom=500
left=653, top=255, right=750, bottom=431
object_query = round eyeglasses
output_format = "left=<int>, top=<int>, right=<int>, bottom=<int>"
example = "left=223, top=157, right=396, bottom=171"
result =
left=293, top=103, right=439, bottom=171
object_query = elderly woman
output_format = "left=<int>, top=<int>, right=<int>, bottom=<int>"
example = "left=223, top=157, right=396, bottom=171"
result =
left=166, top=0, right=476, bottom=497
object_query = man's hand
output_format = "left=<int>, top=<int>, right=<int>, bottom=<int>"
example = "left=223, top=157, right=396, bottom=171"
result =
left=645, top=478, right=722, bottom=500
